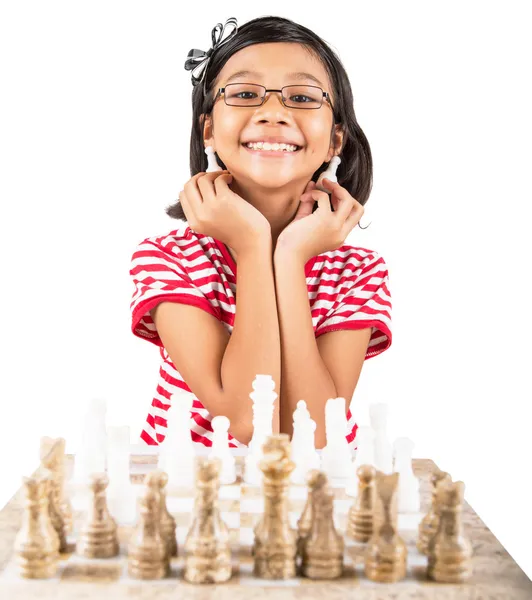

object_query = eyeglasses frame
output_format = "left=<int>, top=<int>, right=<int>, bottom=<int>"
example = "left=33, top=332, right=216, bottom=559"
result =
left=213, top=82, right=335, bottom=114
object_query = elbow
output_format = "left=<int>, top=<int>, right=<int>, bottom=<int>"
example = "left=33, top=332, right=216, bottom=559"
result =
left=228, top=422, right=253, bottom=447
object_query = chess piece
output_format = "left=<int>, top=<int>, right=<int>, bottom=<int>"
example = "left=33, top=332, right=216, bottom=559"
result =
left=39, top=467, right=68, bottom=552
left=14, top=474, right=59, bottom=578
left=39, top=436, right=73, bottom=533
left=320, top=397, right=352, bottom=479
left=128, top=486, right=168, bottom=579
left=76, top=473, right=119, bottom=558
left=365, top=471, right=407, bottom=583
left=346, top=426, right=376, bottom=497
left=72, top=398, right=107, bottom=485
left=291, top=400, right=320, bottom=485
left=244, top=374, right=278, bottom=485
left=106, top=425, right=136, bottom=524
left=145, top=470, right=177, bottom=560
left=183, top=457, right=232, bottom=583
left=296, top=469, right=328, bottom=558
left=369, top=403, right=393, bottom=474
left=315, top=156, right=341, bottom=193
left=159, top=390, right=196, bottom=488
left=209, top=415, right=236, bottom=484
left=427, top=479, right=473, bottom=583
left=393, top=437, right=421, bottom=513
left=300, top=471, right=344, bottom=579
left=417, top=468, right=452, bottom=554
left=346, top=465, right=377, bottom=542
left=205, top=145, right=223, bottom=172
left=253, top=434, right=297, bottom=579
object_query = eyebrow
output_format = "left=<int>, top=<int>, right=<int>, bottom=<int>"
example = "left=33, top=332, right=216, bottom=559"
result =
left=224, top=69, right=325, bottom=88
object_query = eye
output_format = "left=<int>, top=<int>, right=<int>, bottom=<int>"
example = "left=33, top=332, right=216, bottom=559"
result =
left=289, top=94, right=314, bottom=103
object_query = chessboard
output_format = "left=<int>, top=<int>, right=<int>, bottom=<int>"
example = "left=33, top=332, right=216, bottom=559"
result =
left=1, top=447, right=531, bottom=600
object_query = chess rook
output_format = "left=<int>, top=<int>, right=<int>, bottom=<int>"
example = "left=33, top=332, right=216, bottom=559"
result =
left=253, top=434, right=297, bottom=579
left=183, top=457, right=232, bottom=584
left=427, top=479, right=473, bottom=583
left=14, top=474, right=59, bottom=579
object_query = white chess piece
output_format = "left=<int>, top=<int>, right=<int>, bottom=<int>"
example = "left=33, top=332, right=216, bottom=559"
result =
left=291, top=400, right=320, bottom=484
left=158, top=391, right=196, bottom=489
left=369, top=402, right=393, bottom=474
left=209, top=415, right=236, bottom=484
left=320, top=397, right=353, bottom=480
left=205, top=145, right=223, bottom=172
left=393, top=437, right=421, bottom=513
left=315, top=156, right=341, bottom=193
left=106, top=425, right=136, bottom=523
left=345, top=426, right=376, bottom=497
left=244, top=374, right=277, bottom=485
left=73, top=397, right=107, bottom=486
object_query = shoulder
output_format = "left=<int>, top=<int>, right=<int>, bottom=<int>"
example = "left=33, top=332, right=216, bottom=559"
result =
left=131, top=226, right=198, bottom=258
left=313, top=244, right=389, bottom=283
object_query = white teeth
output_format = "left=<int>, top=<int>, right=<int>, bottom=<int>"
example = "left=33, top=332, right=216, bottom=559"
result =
left=245, top=142, right=299, bottom=152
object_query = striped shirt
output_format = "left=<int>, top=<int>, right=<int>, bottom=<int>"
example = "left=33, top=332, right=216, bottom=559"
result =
left=129, top=226, right=393, bottom=448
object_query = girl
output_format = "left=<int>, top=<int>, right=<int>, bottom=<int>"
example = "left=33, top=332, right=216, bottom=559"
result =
left=129, top=15, right=392, bottom=450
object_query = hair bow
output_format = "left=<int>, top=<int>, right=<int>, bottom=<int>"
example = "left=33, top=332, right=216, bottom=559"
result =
left=184, top=17, right=238, bottom=94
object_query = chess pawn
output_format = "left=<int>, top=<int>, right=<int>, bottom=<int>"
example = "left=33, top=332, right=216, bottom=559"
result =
left=183, top=456, right=232, bottom=584
left=76, top=473, right=119, bottom=558
left=128, top=487, right=168, bottom=579
left=346, top=426, right=376, bottom=497
left=417, top=468, right=452, bottom=555
left=300, top=473, right=344, bottom=579
left=14, top=474, right=59, bottom=579
left=205, top=145, right=223, bottom=172
left=321, top=397, right=353, bottom=479
left=253, top=434, right=298, bottom=579
left=145, top=470, right=177, bottom=560
left=315, top=156, right=341, bottom=193
left=365, top=472, right=407, bottom=583
left=369, top=403, right=393, bottom=474
left=40, top=436, right=73, bottom=533
left=346, top=465, right=377, bottom=542
left=291, top=401, right=320, bottom=485
left=296, top=469, right=329, bottom=558
left=209, top=415, right=236, bottom=484
left=427, top=480, right=473, bottom=583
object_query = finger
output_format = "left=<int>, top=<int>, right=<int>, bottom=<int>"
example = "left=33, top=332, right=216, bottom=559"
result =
left=178, top=190, right=197, bottom=225
left=341, top=204, right=365, bottom=237
left=292, top=199, right=315, bottom=222
left=213, top=172, right=235, bottom=195
left=311, top=190, right=332, bottom=213
left=299, top=179, right=317, bottom=203
left=321, top=178, right=359, bottom=221
left=196, top=170, right=232, bottom=203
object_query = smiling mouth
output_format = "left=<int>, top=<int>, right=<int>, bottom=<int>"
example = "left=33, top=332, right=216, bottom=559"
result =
left=241, top=143, right=303, bottom=157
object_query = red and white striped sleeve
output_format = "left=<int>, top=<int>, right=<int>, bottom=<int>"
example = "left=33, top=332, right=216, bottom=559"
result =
left=315, top=251, right=393, bottom=360
left=129, top=237, right=220, bottom=348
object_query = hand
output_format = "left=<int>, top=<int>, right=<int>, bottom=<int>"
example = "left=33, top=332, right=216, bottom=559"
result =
left=179, top=171, right=271, bottom=255
left=275, top=178, right=364, bottom=264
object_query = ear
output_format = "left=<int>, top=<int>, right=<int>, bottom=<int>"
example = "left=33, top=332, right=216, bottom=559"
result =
left=200, top=113, right=215, bottom=149
left=326, top=124, right=345, bottom=162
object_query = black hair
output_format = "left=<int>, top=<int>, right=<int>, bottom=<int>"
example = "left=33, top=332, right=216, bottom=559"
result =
left=166, top=15, right=371, bottom=230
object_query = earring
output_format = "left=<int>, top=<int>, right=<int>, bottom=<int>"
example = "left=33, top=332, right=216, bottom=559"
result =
left=205, top=146, right=223, bottom=172
left=315, top=156, right=341, bottom=193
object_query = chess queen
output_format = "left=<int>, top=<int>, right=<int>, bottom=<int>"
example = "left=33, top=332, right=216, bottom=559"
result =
left=129, top=15, right=392, bottom=452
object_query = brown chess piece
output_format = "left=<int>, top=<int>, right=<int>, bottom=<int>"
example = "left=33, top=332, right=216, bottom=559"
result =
left=346, top=464, right=377, bottom=542
left=183, top=456, right=232, bottom=583
left=365, top=471, right=407, bottom=583
left=427, top=479, right=473, bottom=583
left=128, top=485, right=168, bottom=579
left=38, top=466, right=68, bottom=553
left=144, top=470, right=177, bottom=560
left=39, top=436, right=73, bottom=534
left=300, top=471, right=344, bottom=579
left=76, top=473, right=119, bottom=558
left=253, top=434, right=298, bottom=579
left=417, top=467, right=452, bottom=555
left=296, top=469, right=328, bottom=559
left=14, top=474, right=60, bottom=579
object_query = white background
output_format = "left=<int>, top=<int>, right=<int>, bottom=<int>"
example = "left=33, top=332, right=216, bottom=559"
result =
left=1, top=0, right=531, bottom=581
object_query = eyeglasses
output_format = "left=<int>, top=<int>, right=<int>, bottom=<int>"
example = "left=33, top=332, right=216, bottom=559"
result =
left=214, top=83, right=334, bottom=112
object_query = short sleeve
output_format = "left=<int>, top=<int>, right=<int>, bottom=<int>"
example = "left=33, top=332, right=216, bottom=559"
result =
left=314, top=251, right=392, bottom=360
left=129, top=238, right=221, bottom=347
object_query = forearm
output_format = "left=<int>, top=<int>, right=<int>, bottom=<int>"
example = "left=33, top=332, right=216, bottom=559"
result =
left=220, top=239, right=281, bottom=445
left=274, top=249, right=337, bottom=448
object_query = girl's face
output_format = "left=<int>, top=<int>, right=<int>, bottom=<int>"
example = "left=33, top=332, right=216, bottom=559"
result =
left=203, top=42, right=343, bottom=189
